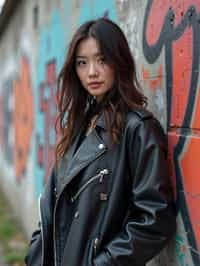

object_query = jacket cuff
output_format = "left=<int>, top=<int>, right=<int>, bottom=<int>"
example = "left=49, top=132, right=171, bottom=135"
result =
left=93, top=250, right=114, bottom=266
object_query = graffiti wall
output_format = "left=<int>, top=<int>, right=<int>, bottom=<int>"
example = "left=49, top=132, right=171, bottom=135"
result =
left=34, top=9, right=66, bottom=196
left=142, top=0, right=200, bottom=265
left=14, top=56, right=34, bottom=181
left=0, top=0, right=200, bottom=265
left=0, top=0, right=119, bottom=237
left=0, top=79, right=14, bottom=164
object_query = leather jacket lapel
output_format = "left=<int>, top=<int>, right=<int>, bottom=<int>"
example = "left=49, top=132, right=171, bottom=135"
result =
left=57, top=129, right=107, bottom=195
left=56, top=128, right=83, bottom=178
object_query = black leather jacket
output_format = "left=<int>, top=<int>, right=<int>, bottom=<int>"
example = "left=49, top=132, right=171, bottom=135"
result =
left=25, top=109, right=176, bottom=266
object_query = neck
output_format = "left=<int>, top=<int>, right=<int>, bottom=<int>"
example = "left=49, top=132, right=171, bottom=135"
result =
left=96, top=95, right=104, bottom=103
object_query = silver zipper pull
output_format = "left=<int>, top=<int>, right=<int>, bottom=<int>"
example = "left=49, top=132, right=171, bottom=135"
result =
left=93, top=238, right=99, bottom=256
left=54, top=187, right=57, bottom=198
left=99, top=169, right=109, bottom=183
left=71, top=196, right=75, bottom=203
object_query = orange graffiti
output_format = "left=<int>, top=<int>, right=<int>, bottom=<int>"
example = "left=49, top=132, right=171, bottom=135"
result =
left=144, top=1, right=200, bottom=262
left=171, top=27, right=193, bottom=128
left=180, top=86, right=200, bottom=249
left=13, top=56, right=34, bottom=180
left=146, top=1, right=200, bottom=46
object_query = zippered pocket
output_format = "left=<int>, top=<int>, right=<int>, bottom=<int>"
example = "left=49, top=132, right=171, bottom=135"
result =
left=71, top=169, right=109, bottom=203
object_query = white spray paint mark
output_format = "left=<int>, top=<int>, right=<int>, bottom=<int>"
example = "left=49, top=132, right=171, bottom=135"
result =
left=20, top=32, right=32, bottom=57
left=120, top=7, right=140, bottom=61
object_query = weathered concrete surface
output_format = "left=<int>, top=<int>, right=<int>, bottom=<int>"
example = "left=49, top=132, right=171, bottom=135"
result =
left=0, top=0, right=200, bottom=265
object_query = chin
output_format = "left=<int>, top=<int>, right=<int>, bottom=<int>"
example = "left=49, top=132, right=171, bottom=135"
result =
left=89, top=92, right=105, bottom=97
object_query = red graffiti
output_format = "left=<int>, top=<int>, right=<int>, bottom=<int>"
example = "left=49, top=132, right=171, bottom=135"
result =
left=37, top=60, right=57, bottom=183
left=143, top=1, right=200, bottom=263
left=146, top=1, right=200, bottom=45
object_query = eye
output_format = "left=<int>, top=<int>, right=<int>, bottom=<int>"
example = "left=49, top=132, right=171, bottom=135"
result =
left=98, top=56, right=105, bottom=65
left=76, top=59, right=87, bottom=67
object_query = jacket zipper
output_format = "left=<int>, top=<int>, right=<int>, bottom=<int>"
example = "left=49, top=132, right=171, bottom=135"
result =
left=53, top=168, right=109, bottom=266
left=53, top=193, right=59, bottom=266
left=93, top=237, right=100, bottom=257
left=71, top=169, right=109, bottom=203
left=38, top=194, right=44, bottom=266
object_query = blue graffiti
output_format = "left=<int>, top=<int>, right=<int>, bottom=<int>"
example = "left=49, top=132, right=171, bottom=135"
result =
left=34, top=8, right=68, bottom=196
left=79, top=0, right=118, bottom=25
left=176, top=235, right=189, bottom=266
left=33, top=0, right=117, bottom=196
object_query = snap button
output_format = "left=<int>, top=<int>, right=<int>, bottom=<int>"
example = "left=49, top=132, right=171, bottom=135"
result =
left=98, top=143, right=104, bottom=149
left=100, top=193, right=108, bottom=201
left=54, top=187, right=57, bottom=198
left=74, top=211, right=79, bottom=219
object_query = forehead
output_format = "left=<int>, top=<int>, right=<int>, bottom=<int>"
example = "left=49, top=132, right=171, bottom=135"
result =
left=76, top=37, right=101, bottom=56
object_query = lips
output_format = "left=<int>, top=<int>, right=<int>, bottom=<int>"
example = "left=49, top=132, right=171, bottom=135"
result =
left=88, top=82, right=103, bottom=89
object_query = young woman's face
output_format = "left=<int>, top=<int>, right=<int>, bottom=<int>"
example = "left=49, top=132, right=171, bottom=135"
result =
left=75, top=37, right=115, bottom=102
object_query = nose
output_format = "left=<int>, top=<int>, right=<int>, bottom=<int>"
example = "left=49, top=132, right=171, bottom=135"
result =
left=88, top=62, right=98, bottom=77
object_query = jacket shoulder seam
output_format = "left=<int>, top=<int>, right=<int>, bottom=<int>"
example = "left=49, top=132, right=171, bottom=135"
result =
left=131, top=109, right=153, bottom=120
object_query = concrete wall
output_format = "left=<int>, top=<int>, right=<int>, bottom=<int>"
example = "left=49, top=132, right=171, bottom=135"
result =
left=0, top=0, right=200, bottom=265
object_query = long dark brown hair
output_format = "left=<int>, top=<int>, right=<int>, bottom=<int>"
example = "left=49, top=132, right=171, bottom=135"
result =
left=55, top=17, right=147, bottom=164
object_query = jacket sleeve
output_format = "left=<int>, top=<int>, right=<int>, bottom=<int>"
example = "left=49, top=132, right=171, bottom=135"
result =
left=25, top=168, right=56, bottom=265
left=94, top=117, right=176, bottom=266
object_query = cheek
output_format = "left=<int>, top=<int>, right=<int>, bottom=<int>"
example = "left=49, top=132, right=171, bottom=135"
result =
left=76, top=69, right=85, bottom=84
left=105, top=69, right=115, bottom=87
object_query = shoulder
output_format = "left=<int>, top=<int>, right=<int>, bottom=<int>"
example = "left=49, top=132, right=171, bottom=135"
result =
left=126, top=108, right=154, bottom=129
left=125, top=108, right=166, bottom=143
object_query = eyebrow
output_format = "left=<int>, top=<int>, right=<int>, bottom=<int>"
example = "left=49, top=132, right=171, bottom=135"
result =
left=76, top=52, right=103, bottom=58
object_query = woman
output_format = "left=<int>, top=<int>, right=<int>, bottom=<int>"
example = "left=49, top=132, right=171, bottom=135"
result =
left=25, top=18, right=176, bottom=266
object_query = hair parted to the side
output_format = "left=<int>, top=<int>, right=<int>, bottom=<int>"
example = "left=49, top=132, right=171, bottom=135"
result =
left=55, top=17, right=147, bottom=165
